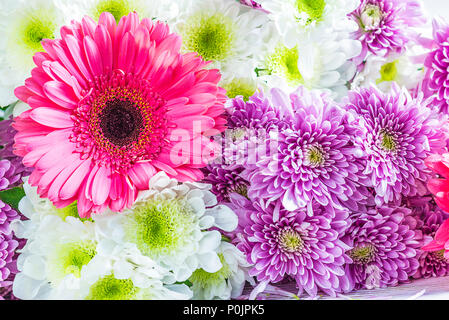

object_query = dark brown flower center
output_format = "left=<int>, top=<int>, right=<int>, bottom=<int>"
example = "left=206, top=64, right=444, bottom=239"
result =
left=99, top=99, right=144, bottom=147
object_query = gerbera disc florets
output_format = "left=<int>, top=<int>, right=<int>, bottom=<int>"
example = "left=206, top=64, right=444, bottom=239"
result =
left=72, top=72, right=168, bottom=172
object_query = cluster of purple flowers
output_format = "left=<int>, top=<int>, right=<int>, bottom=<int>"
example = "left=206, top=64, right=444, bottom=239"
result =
left=203, top=81, right=449, bottom=298
left=0, top=120, right=30, bottom=299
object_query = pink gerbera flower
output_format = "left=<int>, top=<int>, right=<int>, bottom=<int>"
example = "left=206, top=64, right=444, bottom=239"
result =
left=13, top=12, right=227, bottom=217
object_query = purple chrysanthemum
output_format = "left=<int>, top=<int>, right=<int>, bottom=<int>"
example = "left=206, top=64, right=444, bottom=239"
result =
left=345, top=85, right=448, bottom=206
left=343, top=205, right=420, bottom=290
left=423, top=19, right=449, bottom=114
left=220, top=90, right=288, bottom=168
left=0, top=120, right=31, bottom=187
left=244, top=86, right=370, bottom=214
left=203, top=163, right=249, bottom=202
left=231, top=197, right=352, bottom=298
left=350, top=0, right=425, bottom=62
left=405, top=196, right=449, bottom=279
left=227, top=91, right=285, bottom=132
left=0, top=202, right=19, bottom=287
left=0, top=160, right=22, bottom=298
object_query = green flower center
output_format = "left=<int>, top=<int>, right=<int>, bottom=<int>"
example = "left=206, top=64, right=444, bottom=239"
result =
left=48, top=241, right=97, bottom=282
left=278, top=228, right=303, bottom=253
left=86, top=275, right=139, bottom=300
left=295, top=0, right=326, bottom=23
left=380, top=131, right=397, bottom=152
left=232, top=183, right=249, bottom=199
left=305, top=145, right=325, bottom=167
left=432, top=249, right=447, bottom=261
left=20, top=14, right=56, bottom=52
left=53, top=201, right=91, bottom=222
left=181, top=13, right=237, bottom=62
left=360, top=4, right=383, bottom=30
left=377, top=60, right=398, bottom=84
left=189, top=254, right=232, bottom=288
left=349, top=244, right=376, bottom=264
left=222, top=78, right=257, bottom=101
left=266, top=46, right=304, bottom=86
left=94, top=0, right=132, bottom=22
left=229, top=128, right=247, bottom=142
left=124, top=199, right=194, bottom=258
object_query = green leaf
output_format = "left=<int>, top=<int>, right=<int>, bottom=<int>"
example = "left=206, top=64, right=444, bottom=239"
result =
left=221, top=235, right=231, bottom=243
left=0, top=101, right=18, bottom=121
left=0, top=187, right=25, bottom=210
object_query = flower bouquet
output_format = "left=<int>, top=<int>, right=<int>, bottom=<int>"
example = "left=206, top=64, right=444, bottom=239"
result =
left=1, top=0, right=449, bottom=301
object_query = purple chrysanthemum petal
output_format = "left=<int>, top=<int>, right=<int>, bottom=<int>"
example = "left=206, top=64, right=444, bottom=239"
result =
left=0, top=158, right=25, bottom=298
left=344, top=84, right=448, bottom=206
left=203, top=164, right=249, bottom=202
left=423, top=18, right=449, bottom=114
left=343, top=205, right=420, bottom=290
left=219, top=89, right=289, bottom=168
left=239, top=0, right=268, bottom=12
left=0, top=120, right=32, bottom=187
left=404, top=196, right=449, bottom=279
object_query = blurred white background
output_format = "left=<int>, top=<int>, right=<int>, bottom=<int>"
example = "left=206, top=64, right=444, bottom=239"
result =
left=424, top=0, right=449, bottom=20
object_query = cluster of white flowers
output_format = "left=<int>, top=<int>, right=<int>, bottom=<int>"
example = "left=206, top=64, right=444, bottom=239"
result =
left=12, top=173, right=251, bottom=300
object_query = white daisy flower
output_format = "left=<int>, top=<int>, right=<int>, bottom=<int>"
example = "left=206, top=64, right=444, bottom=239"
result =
left=220, top=64, right=266, bottom=101
left=189, top=242, right=253, bottom=300
left=54, top=0, right=177, bottom=23
left=352, top=52, right=426, bottom=93
left=258, top=0, right=359, bottom=48
left=170, top=0, right=269, bottom=80
left=0, top=0, right=65, bottom=106
left=75, top=241, right=192, bottom=300
left=257, top=29, right=361, bottom=98
left=12, top=213, right=97, bottom=300
left=94, top=172, right=239, bottom=282
left=252, top=0, right=361, bottom=97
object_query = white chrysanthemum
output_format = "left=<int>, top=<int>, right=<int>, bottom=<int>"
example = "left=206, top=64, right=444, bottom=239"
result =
left=54, top=0, right=177, bottom=23
left=170, top=0, right=269, bottom=80
left=95, top=172, right=239, bottom=282
left=220, top=64, right=267, bottom=101
left=253, top=0, right=361, bottom=97
left=12, top=213, right=97, bottom=300
left=352, top=52, right=426, bottom=93
left=75, top=241, right=192, bottom=300
left=0, top=0, right=65, bottom=106
left=258, top=0, right=359, bottom=48
left=257, top=30, right=360, bottom=98
left=189, top=242, right=253, bottom=300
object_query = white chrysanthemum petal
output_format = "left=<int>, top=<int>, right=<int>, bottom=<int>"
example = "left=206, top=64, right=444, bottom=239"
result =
left=189, top=242, right=252, bottom=300
left=22, top=255, right=47, bottom=280
left=205, top=205, right=238, bottom=232
left=198, top=231, right=221, bottom=255
left=12, top=273, right=49, bottom=300
left=198, top=252, right=222, bottom=273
